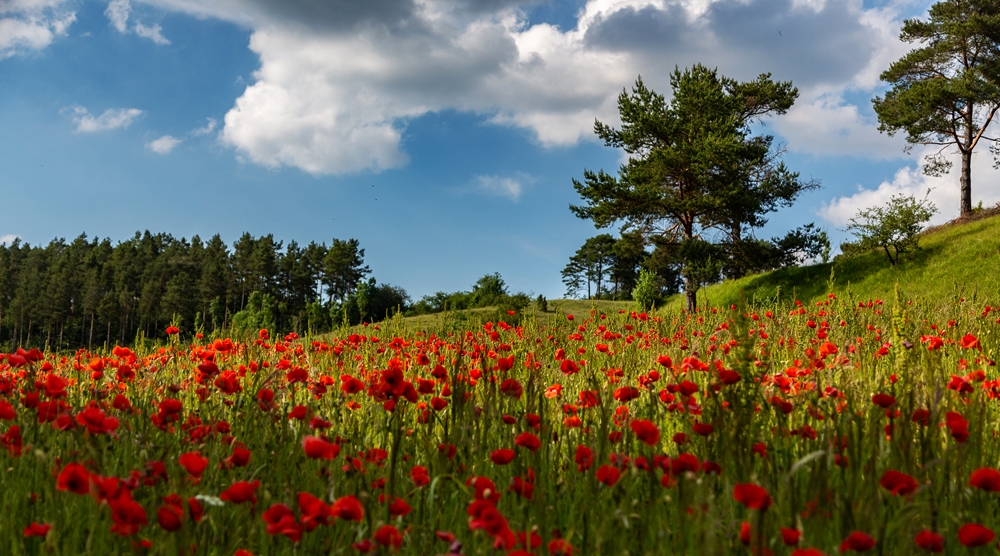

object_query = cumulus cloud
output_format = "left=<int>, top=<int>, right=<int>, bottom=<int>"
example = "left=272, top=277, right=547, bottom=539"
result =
left=0, top=0, right=75, bottom=59
left=131, top=0, right=916, bottom=174
left=0, top=234, right=20, bottom=246
left=105, top=0, right=170, bottom=44
left=819, top=146, right=1000, bottom=227
left=473, top=174, right=528, bottom=201
left=72, top=106, right=144, bottom=132
left=147, top=134, right=181, bottom=153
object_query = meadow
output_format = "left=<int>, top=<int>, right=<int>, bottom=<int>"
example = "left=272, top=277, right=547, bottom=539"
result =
left=1, top=279, right=999, bottom=556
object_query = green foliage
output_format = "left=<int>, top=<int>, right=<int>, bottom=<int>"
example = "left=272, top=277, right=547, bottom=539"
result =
left=230, top=291, right=276, bottom=338
left=844, top=191, right=938, bottom=266
left=534, top=294, right=548, bottom=312
left=631, top=268, right=661, bottom=310
left=872, top=0, right=1000, bottom=216
left=571, top=67, right=817, bottom=311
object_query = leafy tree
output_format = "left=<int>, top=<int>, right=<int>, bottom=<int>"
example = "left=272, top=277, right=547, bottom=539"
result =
left=843, top=191, right=938, bottom=265
left=470, top=273, right=508, bottom=307
left=322, top=238, right=370, bottom=305
left=632, top=269, right=661, bottom=310
left=571, top=67, right=814, bottom=311
left=873, top=0, right=1000, bottom=217
left=561, top=235, right=616, bottom=299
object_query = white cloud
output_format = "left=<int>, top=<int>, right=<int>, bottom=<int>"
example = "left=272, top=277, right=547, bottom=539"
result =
left=0, top=234, right=20, bottom=246
left=0, top=0, right=75, bottom=59
left=134, top=22, right=169, bottom=44
left=191, top=117, right=216, bottom=136
left=132, top=0, right=922, bottom=174
left=819, top=146, right=1000, bottom=226
left=473, top=174, right=528, bottom=201
left=105, top=0, right=170, bottom=45
left=72, top=106, right=144, bottom=132
left=146, top=134, right=181, bottom=153
left=771, top=92, right=907, bottom=160
left=105, top=0, right=130, bottom=33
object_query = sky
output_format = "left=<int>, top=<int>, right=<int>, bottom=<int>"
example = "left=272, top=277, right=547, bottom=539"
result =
left=2, top=0, right=1000, bottom=301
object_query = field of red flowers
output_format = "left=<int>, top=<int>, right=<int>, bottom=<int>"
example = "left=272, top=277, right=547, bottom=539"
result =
left=2, top=292, right=999, bottom=555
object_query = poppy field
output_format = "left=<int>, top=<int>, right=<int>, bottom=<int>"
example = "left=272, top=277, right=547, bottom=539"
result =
left=2, top=292, right=1000, bottom=555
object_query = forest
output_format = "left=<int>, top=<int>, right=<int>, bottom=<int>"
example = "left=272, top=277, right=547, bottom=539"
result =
left=0, top=231, right=392, bottom=351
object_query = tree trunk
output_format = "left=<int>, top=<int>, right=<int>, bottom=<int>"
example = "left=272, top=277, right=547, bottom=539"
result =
left=961, top=146, right=973, bottom=217
left=685, top=277, right=697, bottom=313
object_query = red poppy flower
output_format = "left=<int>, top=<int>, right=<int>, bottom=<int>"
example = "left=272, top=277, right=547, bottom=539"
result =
left=0, top=400, right=15, bottom=421
left=302, top=436, right=339, bottom=460
left=559, top=360, right=579, bottom=375
left=595, top=465, right=620, bottom=486
left=879, top=470, right=918, bottom=496
left=945, top=411, right=969, bottom=443
left=263, top=503, right=301, bottom=542
left=157, top=502, right=184, bottom=532
left=490, top=449, right=516, bottom=465
left=839, top=531, right=875, bottom=552
left=297, top=492, right=332, bottom=530
left=178, top=452, right=209, bottom=482
left=733, top=483, right=771, bottom=511
left=56, top=463, right=90, bottom=495
left=960, top=333, right=980, bottom=350
left=515, top=432, right=541, bottom=452
left=549, top=538, right=574, bottom=555
left=871, top=394, right=895, bottom=408
left=914, top=530, right=943, bottom=552
left=781, top=527, right=801, bottom=546
left=739, top=521, right=751, bottom=545
left=165, top=326, right=180, bottom=335
left=656, top=355, right=673, bottom=368
left=969, top=468, right=1000, bottom=491
left=220, top=480, right=260, bottom=506
left=630, top=419, right=660, bottom=446
left=958, top=523, right=996, bottom=548
left=574, top=445, right=593, bottom=472
left=670, top=453, right=700, bottom=475
left=792, top=549, right=826, bottom=556
left=958, top=523, right=995, bottom=547
left=388, top=497, right=411, bottom=517
left=23, top=523, right=51, bottom=538
left=331, top=495, right=364, bottom=521
left=373, top=525, right=403, bottom=550
left=109, top=491, right=148, bottom=536
left=693, top=422, right=714, bottom=436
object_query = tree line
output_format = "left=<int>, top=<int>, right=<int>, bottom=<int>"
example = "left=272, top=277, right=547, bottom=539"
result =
left=0, top=231, right=392, bottom=351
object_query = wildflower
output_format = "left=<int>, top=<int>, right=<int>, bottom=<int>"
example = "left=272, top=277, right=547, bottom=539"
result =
left=56, top=463, right=90, bottom=495
left=914, top=530, right=943, bottom=552
left=178, top=452, right=209, bottom=482
left=220, top=480, right=260, bottom=506
left=490, top=449, right=515, bottom=465
left=969, top=468, right=1000, bottom=491
left=733, top=483, right=771, bottom=511
left=957, top=524, right=994, bottom=547
left=839, top=531, right=875, bottom=552
left=879, top=470, right=918, bottom=496
left=23, top=523, right=51, bottom=538
left=630, top=419, right=660, bottom=446
left=595, top=465, right=620, bottom=486
left=302, top=436, right=339, bottom=460
left=515, top=432, right=541, bottom=452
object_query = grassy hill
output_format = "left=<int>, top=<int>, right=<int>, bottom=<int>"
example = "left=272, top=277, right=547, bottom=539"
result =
left=352, top=209, right=1000, bottom=336
left=659, top=208, right=1000, bottom=311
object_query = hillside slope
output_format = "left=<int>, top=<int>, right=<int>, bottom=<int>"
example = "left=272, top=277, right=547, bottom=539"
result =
left=660, top=210, right=1000, bottom=311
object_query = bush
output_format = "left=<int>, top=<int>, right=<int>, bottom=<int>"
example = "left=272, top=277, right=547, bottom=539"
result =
left=632, top=269, right=660, bottom=310
left=844, top=191, right=937, bottom=265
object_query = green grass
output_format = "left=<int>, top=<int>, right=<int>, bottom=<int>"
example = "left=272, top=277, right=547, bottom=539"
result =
left=660, top=210, right=1000, bottom=312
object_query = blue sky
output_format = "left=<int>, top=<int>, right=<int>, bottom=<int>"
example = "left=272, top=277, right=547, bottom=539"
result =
left=2, top=0, right=999, bottom=300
